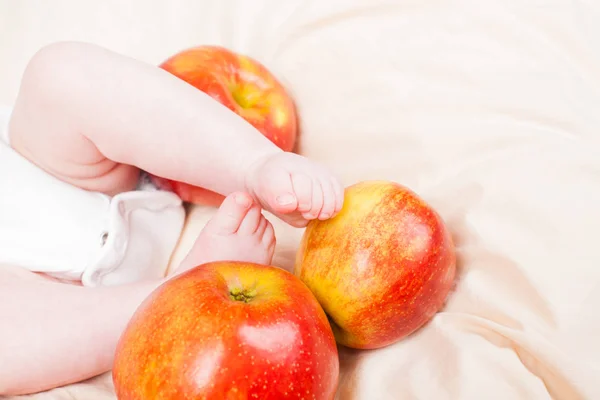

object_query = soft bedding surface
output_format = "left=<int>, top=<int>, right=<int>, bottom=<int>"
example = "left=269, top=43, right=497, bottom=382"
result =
left=1, top=0, right=600, bottom=399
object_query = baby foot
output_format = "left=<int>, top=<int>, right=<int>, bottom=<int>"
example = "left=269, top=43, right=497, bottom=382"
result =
left=175, top=192, right=276, bottom=274
left=244, top=152, right=345, bottom=228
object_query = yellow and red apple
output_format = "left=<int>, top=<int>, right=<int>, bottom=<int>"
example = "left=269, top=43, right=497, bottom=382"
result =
left=113, top=261, right=339, bottom=399
left=294, top=181, right=456, bottom=349
left=150, top=45, right=298, bottom=206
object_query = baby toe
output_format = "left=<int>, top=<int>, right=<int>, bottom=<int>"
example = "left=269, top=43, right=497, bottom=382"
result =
left=262, top=172, right=298, bottom=214
left=237, top=204, right=263, bottom=235
left=291, top=173, right=313, bottom=213
left=281, top=213, right=310, bottom=228
left=305, top=180, right=324, bottom=220
left=332, top=178, right=345, bottom=214
left=262, top=222, right=276, bottom=248
left=317, top=180, right=338, bottom=220
left=206, top=192, right=253, bottom=234
left=255, top=215, right=269, bottom=237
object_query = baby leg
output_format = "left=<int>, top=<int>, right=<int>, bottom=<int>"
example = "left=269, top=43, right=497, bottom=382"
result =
left=9, top=41, right=344, bottom=226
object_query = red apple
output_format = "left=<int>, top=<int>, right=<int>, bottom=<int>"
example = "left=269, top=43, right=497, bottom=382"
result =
left=150, top=45, right=298, bottom=206
left=294, top=181, right=456, bottom=350
left=113, top=261, right=339, bottom=399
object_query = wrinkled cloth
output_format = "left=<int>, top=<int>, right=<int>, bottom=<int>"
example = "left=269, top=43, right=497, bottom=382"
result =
left=1, top=0, right=599, bottom=399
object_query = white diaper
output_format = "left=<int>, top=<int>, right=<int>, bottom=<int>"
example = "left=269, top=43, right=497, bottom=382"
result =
left=0, top=106, right=186, bottom=286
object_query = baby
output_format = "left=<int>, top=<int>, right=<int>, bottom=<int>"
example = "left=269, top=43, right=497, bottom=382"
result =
left=0, top=41, right=344, bottom=395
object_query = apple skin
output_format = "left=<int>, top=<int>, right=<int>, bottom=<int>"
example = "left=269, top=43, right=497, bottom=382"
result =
left=294, top=181, right=456, bottom=350
left=150, top=45, right=298, bottom=206
left=112, top=261, right=339, bottom=400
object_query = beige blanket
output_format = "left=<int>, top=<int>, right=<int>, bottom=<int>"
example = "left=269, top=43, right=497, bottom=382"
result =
left=2, top=0, right=600, bottom=398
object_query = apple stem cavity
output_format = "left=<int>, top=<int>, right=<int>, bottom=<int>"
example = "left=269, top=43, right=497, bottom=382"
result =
left=229, top=287, right=256, bottom=303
